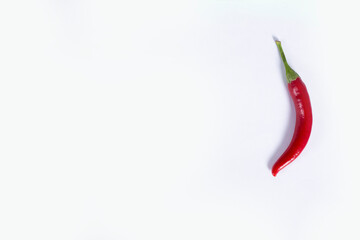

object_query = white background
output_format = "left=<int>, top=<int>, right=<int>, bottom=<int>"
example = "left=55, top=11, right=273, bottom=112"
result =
left=0, top=1, right=358, bottom=239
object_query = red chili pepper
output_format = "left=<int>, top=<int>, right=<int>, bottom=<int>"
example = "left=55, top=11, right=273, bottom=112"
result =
left=271, top=40, right=313, bottom=176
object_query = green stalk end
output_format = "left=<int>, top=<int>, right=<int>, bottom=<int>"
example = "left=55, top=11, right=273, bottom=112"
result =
left=275, top=40, right=299, bottom=83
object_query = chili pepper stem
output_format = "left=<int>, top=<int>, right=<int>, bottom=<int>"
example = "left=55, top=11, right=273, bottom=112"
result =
left=275, top=40, right=299, bottom=83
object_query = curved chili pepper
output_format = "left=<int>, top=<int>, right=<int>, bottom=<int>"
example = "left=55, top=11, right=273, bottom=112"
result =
left=272, top=40, right=313, bottom=176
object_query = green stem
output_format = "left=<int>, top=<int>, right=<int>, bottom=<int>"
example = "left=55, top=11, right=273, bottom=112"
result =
left=275, top=40, right=299, bottom=83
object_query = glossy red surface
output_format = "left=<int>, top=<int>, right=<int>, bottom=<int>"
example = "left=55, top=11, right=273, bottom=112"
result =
left=272, top=77, right=313, bottom=176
